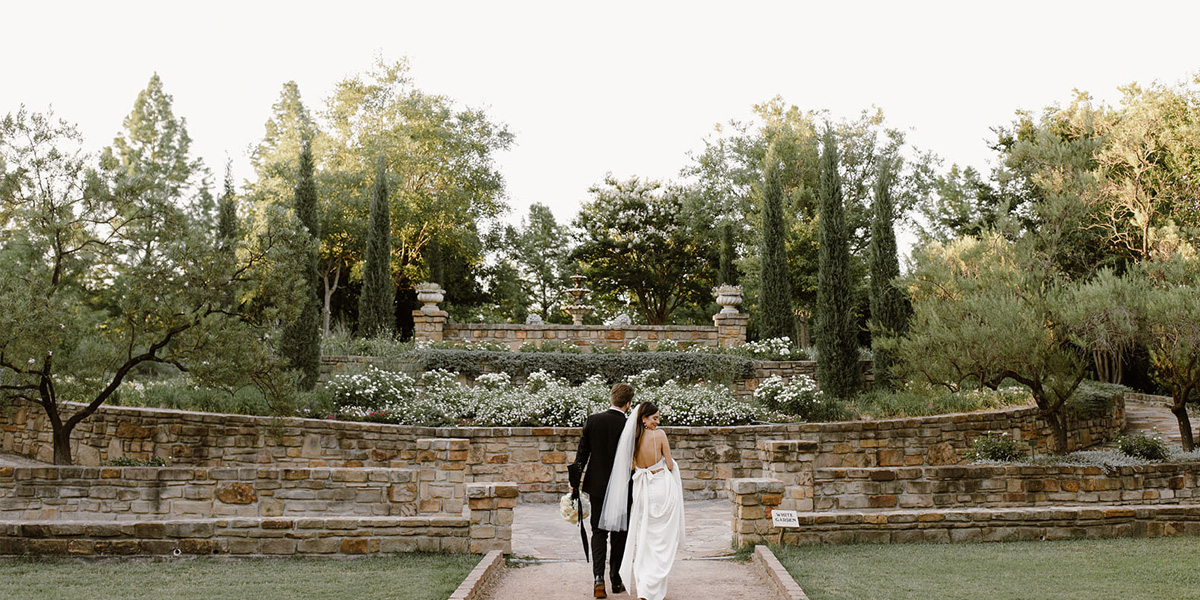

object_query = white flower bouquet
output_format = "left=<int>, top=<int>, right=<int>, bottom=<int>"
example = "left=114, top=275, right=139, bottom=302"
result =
left=559, top=491, right=590, bottom=524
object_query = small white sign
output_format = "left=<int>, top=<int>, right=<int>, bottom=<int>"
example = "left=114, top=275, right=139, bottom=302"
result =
left=771, top=509, right=799, bottom=528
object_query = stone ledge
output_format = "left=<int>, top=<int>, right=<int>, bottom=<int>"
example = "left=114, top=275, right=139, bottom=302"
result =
left=448, top=550, right=506, bottom=600
left=752, top=545, right=810, bottom=600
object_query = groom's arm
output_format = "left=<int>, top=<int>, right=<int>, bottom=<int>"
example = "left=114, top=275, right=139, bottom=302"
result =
left=570, top=417, right=592, bottom=492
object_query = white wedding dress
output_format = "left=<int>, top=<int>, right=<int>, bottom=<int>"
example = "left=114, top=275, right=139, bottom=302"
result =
left=618, top=457, right=686, bottom=600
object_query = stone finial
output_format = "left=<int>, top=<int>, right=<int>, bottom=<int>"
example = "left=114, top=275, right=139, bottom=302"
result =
left=713, top=284, right=743, bottom=315
left=415, top=282, right=446, bottom=315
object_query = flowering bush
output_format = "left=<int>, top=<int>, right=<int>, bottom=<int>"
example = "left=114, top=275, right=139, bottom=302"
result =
left=322, top=367, right=767, bottom=427
left=967, top=431, right=1027, bottom=462
left=727, top=337, right=809, bottom=361
left=753, top=375, right=844, bottom=421
left=655, top=338, right=680, bottom=352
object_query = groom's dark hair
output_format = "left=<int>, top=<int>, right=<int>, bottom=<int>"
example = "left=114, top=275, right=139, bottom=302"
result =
left=610, top=382, right=634, bottom=408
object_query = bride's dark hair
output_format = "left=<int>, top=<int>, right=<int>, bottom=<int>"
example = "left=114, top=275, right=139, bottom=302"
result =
left=633, top=402, right=659, bottom=461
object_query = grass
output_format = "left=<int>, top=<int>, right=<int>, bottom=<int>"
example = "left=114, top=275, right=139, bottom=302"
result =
left=0, top=553, right=481, bottom=600
left=844, top=386, right=1032, bottom=419
left=774, top=537, right=1200, bottom=600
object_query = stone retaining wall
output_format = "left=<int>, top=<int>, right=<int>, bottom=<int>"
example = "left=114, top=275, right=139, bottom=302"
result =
left=0, top=397, right=1124, bottom=503
left=811, top=463, right=1200, bottom=511
left=0, top=482, right=516, bottom=557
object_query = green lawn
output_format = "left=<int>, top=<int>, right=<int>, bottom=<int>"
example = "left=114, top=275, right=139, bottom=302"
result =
left=774, top=537, right=1200, bottom=600
left=0, top=553, right=480, bottom=600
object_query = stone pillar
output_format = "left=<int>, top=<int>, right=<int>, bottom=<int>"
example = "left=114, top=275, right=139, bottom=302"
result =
left=416, top=438, right=469, bottom=514
left=730, top=477, right=783, bottom=547
left=758, top=440, right=817, bottom=512
left=467, top=482, right=518, bottom=554
left=412, top=309, right=448, bottom=343
left=713, top=313, right=749, bottom=349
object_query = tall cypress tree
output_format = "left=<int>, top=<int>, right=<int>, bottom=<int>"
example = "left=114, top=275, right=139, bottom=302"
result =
left=281, top=140, right=322, bottom=389
left=869, top=157, right=909, bottom=390
left=758, top=142, right=793, bottom=339
left=718, top=221, right=738, bottom=286
left=216, top=160, right=239, bottom=249
left=358, top=155, right=394, bottom=337
left=816, top=127, right=860, bottom=399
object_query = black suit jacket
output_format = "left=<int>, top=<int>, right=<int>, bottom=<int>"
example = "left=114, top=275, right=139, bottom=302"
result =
left=573, top=408, right=627, bottom=497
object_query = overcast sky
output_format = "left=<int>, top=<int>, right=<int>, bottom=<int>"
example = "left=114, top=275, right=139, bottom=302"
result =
left=6, top=1, right=1200, bottom=238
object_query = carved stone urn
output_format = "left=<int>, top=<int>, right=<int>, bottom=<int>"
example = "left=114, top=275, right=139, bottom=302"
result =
left=712, top=284, right=743, bottom=314
left=415, top=282, right=446, bottom=314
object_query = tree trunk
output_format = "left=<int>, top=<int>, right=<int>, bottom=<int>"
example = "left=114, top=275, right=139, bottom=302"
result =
left=1043, top=410, right=1069, bottom=454
left=1172, top=402, right=1194, bottom=452
left=51, top=420, right=74, bottom=465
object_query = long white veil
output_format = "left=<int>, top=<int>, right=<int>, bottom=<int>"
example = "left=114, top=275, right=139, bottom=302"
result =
left=598, top=403, right=641, bottom=531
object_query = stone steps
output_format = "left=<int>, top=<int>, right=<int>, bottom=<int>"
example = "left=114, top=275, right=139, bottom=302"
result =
left=771, top=503, right=1200, bottom=545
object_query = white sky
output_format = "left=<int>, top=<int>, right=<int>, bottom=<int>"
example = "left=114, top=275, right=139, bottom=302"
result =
left=6, top=1, right=1200, bottom=237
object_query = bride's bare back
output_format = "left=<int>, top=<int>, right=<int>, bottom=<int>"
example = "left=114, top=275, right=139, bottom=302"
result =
left=634, top=429, right=675, bottom=471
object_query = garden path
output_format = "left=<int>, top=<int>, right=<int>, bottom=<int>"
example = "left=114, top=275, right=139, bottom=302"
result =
left=486, top=499, right=778, bottom=600
left=0, top=452, right=45, bottom=467
left=1124, top=399, right=1182, bottom=445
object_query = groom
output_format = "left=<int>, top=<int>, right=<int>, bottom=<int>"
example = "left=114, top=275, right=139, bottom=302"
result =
left=570, top=382, right=634, bottom=599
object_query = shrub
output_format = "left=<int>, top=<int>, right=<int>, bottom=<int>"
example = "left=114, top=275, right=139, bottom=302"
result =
left=846, top=385, right=1031, bottom=419
left=727, top=337, right=809, bottom=361
left=1116, top=431, right=1169, bottom=461
left=1066, top=380, right=1127, bottom=419
left=625, top=337, right=650, bottom=352
left=753, top=375, right=846, bottom=422
left=326, top=366, right=418, bottom=411
left=104, top=456, right=173, bottom=467
left=655, top=339, right=680, bottom=352
left=967, top=431, right=1027, bottom=462
left=408, top=349, right=754, bottom=385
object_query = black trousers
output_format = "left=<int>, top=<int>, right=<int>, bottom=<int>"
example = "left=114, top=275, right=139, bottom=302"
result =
left=588, top=489, right=628, bottom=580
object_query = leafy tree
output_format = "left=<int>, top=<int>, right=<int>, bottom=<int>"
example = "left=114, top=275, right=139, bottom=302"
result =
left=815, top=128, right=860, bottom=399
left=894, top=233, right=1085, bottom=453
left=869, top=157, right=908, bottom=389
left=572, top=175, right=714, bottom=325
left=280, top=140, right=322, bottom=389
left=758, top=142, right=793, bottom=338
left=1138, top=255, right=1200, bottom=450
left=322, top=59, right=513, bottom=322
left=0, top=108, right=305, bottom=465
left=506, top=202, right=571, bottom=321
left=359, top=156, right=394, bottom=336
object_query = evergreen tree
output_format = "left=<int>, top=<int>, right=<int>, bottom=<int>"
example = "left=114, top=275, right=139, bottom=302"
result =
left=358, top=156, right=394, bottom=336
left=758, top=143, right=793, bottom=339
left=281, top=140, right=323, bottom=389
left=868, top=157, right=909, bottom=390
left=718, top=221, right=738, bottom=286
left=816, top=127, right=860, bottom=399
left=216, top=160, right=239, bottom=250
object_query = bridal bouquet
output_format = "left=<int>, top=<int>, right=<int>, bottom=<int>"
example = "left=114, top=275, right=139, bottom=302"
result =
left=559, top=492, right=590, bottom=524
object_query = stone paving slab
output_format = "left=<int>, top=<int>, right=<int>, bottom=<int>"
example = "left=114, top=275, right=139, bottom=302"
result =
left=483, top=558, right=774, bottom=600
left=510, top=499, right=733, bottom=560
left=1125, top=400, right=1183, bottom=446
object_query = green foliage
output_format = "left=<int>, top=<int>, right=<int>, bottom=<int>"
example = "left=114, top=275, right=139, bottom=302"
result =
left=0, top=105, right=307, bottom=464
left=572, top=175, right=715, bottom=324
left=505, top=203, right=571, bottom=321
left=895, top=233, right=1086, bottom=453
left=216, top=161, right=240, bottom=249
left=846, top=386, right=1031, bottom=419
left=725, top=337, right=809, bottom=361
left=752, top=375, right=846, bottom=422
left=408, top=348, right=754, bottom=385
left=1115, top=431, right=1170, bottom=461
left=868, top=157, right=909, bottom=389
left=718, top=220, right=738, bottom=286
left=966, top=431, right=1027, bottom=462
left=758, top=143, right=794, bottom=339
left=815, top=128, right=861, bottom=399
left=517, top=340, right=582, bottom=354
left=113, top=377, right=293, bottom=417
left=1065, top=380, right=1126, bottom=419
left=281, top=140, right=323, bottom=389
left=103, top=456, right=173, bottom=467
left=358, top=156, right=394, bottom=336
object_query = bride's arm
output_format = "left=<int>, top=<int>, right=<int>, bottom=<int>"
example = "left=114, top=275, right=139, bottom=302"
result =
left=660, top=431, right=676, bottom=471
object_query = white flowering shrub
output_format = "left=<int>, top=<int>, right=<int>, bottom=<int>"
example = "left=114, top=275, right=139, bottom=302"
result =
left=655, top=338, right=680, bottom=352
left=322, top=367, right=768, bottom=427
left=625, top=337, right=650, bottom=352
left=327, top=367, right=418, bottom=411
left=728, top=337, right=809, bottom=361
left=753, top=374, right=844, bottom=422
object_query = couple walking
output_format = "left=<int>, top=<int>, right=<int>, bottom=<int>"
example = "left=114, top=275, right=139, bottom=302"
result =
left=570, top=383, right=686, bottom=600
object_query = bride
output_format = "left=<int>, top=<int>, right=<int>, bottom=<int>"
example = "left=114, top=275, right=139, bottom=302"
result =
left=599, top=402, right=685, bottom=600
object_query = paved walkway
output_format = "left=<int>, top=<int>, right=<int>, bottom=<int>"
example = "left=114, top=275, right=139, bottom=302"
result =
left=488, top=499, right=778, bottom=600
left=1124, top=399, right=1184, bottom=445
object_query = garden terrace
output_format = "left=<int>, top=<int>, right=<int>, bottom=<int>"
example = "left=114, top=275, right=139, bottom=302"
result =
left=0, top=395, right=1124, bottom=503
